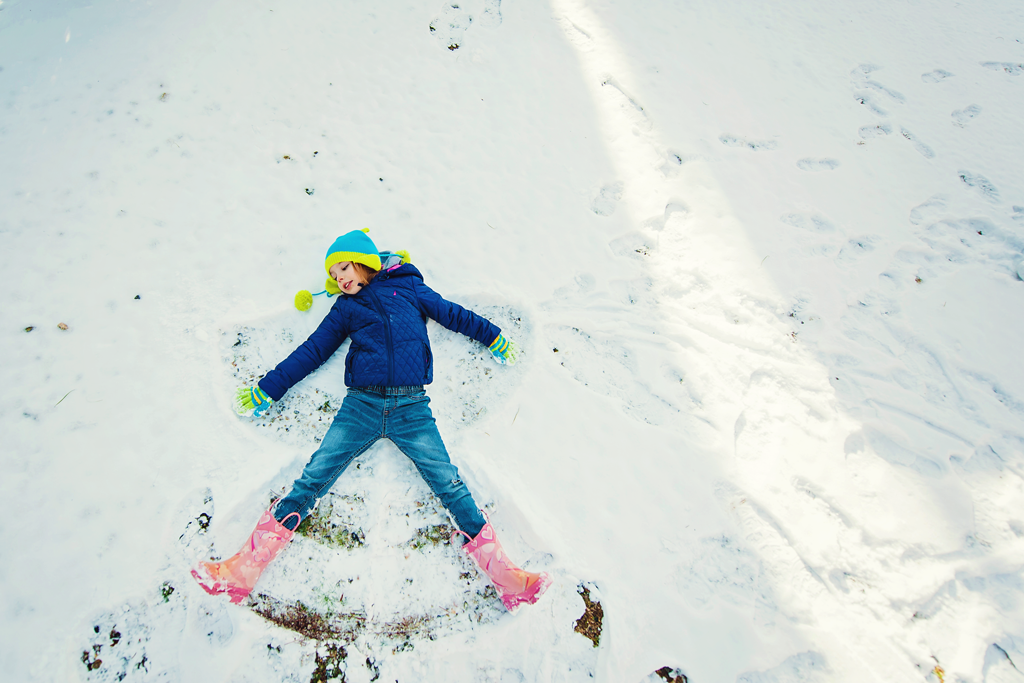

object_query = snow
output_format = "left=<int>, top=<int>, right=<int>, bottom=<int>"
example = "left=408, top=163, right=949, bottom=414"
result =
left=2, top=0, right=1024, bottom=681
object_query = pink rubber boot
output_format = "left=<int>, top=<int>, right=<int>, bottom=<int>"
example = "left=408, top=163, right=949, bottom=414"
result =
left=454, top=523, right=552, bottom=612
left=191, top=507, right=300, bottom=604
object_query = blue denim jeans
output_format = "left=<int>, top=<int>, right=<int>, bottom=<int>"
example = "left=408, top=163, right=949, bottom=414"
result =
left=273, top=386, right=486, bottom=537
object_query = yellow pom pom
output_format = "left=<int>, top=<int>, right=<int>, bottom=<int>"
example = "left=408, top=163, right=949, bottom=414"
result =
left=294, top=290, right=313, bottom=311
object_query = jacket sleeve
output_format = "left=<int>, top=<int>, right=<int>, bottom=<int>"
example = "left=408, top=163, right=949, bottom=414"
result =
left=413, top=280, right=501, bottom=347
left=258, top=304, right=349, bottom=401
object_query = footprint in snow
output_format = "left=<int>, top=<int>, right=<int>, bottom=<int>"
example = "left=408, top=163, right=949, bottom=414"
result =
left=864, top=426, right=944, bottom=477
left=719, top=135, right=778, bottom=151
left=175, top=486, right=215, bottom=562
left=429, top=2, right=473, bottom=50
left=900, top=127, right=935, bottom=158
left=981, top=61, right=1024, bottom=75
left=951, top=104, right=982, bottom=127
left=609, top=230, right=655, bottom=260
left=601, top=76, right=651, bottom=131
left=858, top=123, right=892, bottom=139
left=1014, top=206, right=1024, bottom=222
left=643, top=201, right=689, bottom=231
left=557, top=16, right=593, bottom=50
left=796, top=158, right=840, bottom=171
left=909, top=195, right=947, bottom=225
left=921, top=68, right=955, bottom=83
left=591, top=181, right=624, bottom=216
left=959, top=170, right=1000, bottom=202
left=860, top=79, right=905, bottom=103
left=780, top=213, right=837, bottom=233
left=851, top=63, right=903, bottom=116
left=780, top=214, right=841, bottom=257
left=835, top=235, right=880, bottom=266
left=660, top=150, right=688, bottom=176
left=851, top=63, right=881, bottom=78
left=853, top=93, right=888, bottom=116
left=983, top=643, right=1024, bottom=682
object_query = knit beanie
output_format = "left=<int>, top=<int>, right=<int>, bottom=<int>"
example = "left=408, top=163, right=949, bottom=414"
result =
left=323, top=229, right=381, bottom=296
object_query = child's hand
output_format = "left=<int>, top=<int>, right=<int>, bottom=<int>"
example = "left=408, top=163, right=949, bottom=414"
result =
left=236, top=386, right=274, bottom=417
left=489, top=334, right=519, bottom=366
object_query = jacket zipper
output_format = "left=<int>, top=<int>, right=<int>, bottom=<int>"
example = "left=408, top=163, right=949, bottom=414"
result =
left=366, top=287, right=394, bottom=385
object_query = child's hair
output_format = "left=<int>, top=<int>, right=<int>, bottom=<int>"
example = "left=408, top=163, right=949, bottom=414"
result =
left=351, top=261, right=378, bottom=282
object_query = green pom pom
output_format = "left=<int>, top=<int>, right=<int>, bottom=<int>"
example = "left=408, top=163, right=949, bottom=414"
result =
left=294, top=290, right=313, bottom=311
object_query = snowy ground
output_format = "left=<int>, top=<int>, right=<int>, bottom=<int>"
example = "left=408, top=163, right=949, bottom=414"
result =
left=3, top=0, right=1024, bottom=681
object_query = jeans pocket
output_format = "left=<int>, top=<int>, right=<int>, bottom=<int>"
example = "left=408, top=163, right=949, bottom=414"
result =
left=407, top=389, right=430, bottom=405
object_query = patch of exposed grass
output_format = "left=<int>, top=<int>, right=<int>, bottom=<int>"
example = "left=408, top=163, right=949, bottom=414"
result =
left=574, top=584, right=603, bottom=648
left=310, top=643, right=347, bottom=682
left=294, top=496, right=366, bottom=550
left=250, top=594, right=366, bottom=643
left=383, top=614, right=431, bottom=641
left=407, top=523, right=454, bottom=550
left=654, top=666, right=689, bottom=682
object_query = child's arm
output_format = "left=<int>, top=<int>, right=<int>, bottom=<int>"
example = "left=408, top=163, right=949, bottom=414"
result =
left=412, top=280, right=503, bottom=348
left=256, top=304, right=351, bottom=402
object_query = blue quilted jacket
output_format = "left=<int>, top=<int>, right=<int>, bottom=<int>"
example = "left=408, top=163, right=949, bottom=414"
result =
left=258, top=263, right=500, bottom=400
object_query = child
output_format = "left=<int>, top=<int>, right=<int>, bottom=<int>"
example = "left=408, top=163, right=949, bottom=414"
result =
left=191, top=229, right=551, bottom=612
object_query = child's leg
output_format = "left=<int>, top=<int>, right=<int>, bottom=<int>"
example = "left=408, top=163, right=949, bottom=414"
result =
left=387, top=390, right=551, bottom=611
left=386, top=391, right=487, bottom=537
left=274, top=389, right=385, bottom=527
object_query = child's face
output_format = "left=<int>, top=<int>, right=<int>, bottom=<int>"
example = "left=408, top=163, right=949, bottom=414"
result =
left=329, top=261, right=370, bottom=295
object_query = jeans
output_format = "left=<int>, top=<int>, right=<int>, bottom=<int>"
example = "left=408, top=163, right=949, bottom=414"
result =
left=273, top=386, right=486, bottom=538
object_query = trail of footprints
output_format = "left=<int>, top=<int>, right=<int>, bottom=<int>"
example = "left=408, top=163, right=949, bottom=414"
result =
left=561, top=26, right=1024, bottom=683
left=783, top=55, right=1024, bottom=493
left=851, top=63, right=937, bottom=158
left=792, top=56, right=1023, bottom=275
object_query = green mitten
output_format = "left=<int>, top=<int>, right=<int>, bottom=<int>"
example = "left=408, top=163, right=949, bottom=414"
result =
left=489, top=334, right=519, bottom=366
left=236, top=386, right=274, bottom=417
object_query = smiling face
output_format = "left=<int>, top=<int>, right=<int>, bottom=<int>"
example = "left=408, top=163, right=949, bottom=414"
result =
left=329, top=260, right=373, bottom=295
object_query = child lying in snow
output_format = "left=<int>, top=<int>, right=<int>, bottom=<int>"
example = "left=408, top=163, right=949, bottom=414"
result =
left=191, top=229, right=550, bottom=612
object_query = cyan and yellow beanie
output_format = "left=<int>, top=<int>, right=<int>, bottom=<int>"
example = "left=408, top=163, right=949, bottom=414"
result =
left=322, top=228, right=381, bottom=296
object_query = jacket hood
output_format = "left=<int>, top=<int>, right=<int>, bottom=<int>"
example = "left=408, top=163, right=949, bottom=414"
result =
left=375, top=261, right=423, bottom=283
